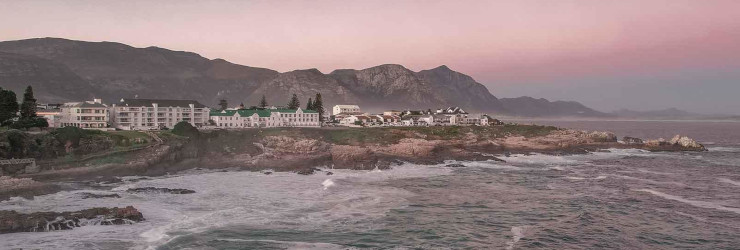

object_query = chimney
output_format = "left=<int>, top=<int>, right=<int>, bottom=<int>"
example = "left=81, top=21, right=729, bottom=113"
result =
left=93, top=98, right=102, bottom=104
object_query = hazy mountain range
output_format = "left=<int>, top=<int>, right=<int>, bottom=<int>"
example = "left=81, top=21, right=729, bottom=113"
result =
left=0, top=38, right=729, bottom=119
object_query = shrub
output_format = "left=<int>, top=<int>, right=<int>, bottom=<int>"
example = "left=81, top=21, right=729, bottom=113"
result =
left=172, top=121, right=199, bottom=138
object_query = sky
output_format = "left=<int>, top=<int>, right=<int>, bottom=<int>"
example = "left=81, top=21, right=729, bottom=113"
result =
left=1, top=0, right=739, bottom=114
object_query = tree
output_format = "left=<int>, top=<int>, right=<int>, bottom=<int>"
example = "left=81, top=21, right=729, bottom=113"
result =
left=218, top=99, right=228, bottom=110
left=259, top=95, right=268, bottom=108
left=20, top=86, right=37, bottom=119
left=313, top=93, right=325, bottom=122
left=306, top=98, right=313, bottom=110
left=287, top=94, right=300, bottom=109
left=0, top=88, right=19, bottom=126
left=172, top=121, right=200, bottom=138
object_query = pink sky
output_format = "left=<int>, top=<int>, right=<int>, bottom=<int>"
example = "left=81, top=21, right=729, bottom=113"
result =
left=2, top=0, right=739, bottom=113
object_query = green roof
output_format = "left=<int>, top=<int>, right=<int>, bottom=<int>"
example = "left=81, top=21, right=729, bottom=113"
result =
left=210, top=108, right=317, bottom=117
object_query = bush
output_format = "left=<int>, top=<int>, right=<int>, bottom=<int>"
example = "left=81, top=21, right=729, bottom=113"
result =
left=51, top=126, right=86, bottom=147
left=172, top=121, right=199, bottom=138
left=9, top=117, right=48, bottom=129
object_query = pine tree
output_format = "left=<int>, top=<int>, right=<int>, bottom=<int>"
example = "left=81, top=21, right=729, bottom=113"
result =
left=20, top=86, right=37, bottom=118
left=306, top=98, right=313, bottom=110
left=287, top=94, right=300, bottom=109
left=0, top=88, right=19, bottom=126
left=218, top=99, right=228, bottom=110
left=313, top=93, right=325, bottom=122
left=259, top=95, right=268, bottom=108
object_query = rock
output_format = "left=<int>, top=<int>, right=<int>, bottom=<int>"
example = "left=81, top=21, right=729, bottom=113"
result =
left=79, top=193, right=121, bottom=199
left=326, top=171, right=334, bottom=176
left=669, top=135, right=706, bottom=151
left=126, top=187, right=196, bottom=194
left=263, top=171, right=273, bottom=175
left=445, top=163, right=467, bottom=168
left=587, top=131, right=617, bottom=142
left=330, top=145, right=378, bottom=169
left=296, top=168, right=321, bottom=175
left=622, top=137, right=644, bottom=145
left=0, top=206, right=144, bottom=234
left=645, top=138, right=669, bottom=146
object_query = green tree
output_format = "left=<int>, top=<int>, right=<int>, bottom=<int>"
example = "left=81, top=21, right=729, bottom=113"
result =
left=259, top=95, right=268, bottom=108
left=218, top=99, right=228, bottom=110
left=20, top=86, right=37, bottom=119
left=305, top=98, right=313, bottom=110
left=287, top=94, right=300, bottom=109
left=313, top=93, right=325, bottom=122
left=172, top=121, right=200, bottom=138
left=0, top=88, right=19, bottom=126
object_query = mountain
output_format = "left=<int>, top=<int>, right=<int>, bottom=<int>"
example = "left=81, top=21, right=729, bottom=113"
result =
left=0, top=37, right=608, bottom=117
left=500, top=96, right=611, bottom=117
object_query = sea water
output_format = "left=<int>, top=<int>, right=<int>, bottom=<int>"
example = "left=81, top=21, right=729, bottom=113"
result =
left=1, top=120, right=739, bottom=249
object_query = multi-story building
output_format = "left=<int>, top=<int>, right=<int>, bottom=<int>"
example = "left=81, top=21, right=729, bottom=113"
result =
left=36, top=108, right=61, bottom=128
left=210, top=108, right=320, bottom=128
left=332, top=105, right=361, bottom=115
left=110, top=99, right=210, bottom=130
left=59, top=99, right=109, bottom=129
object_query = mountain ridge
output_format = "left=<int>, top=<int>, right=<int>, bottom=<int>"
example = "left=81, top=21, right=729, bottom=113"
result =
left=1, top=37, right=605, bottom=117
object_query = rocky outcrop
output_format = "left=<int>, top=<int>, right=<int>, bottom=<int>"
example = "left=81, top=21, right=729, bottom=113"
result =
left=641, top=135, right=706, bottom=151
left=126, top=187, right=196, bottom=194
left=0, top=206, right=144, bottom=234
left=262, top=136, right=327, bottom=154
left=79, top=193, right=121, bottom=199
left=587, top=131, right=618, bottom=142
left=330, top=145, right=378, bottom=169
left=622, top=137, right=644, bottom=145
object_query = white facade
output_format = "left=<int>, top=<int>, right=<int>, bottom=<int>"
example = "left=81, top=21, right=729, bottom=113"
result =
left=110, top=99, right=210, bottom=130
left=59, top=99, right=109, bottom=129
left=212, top=108, right=320, bottom=128
left=332, top=105, right=361, bottom=115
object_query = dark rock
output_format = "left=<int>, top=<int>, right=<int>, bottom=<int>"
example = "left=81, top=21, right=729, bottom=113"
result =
left=0, top=206, right=144, bottom=234
left=79, top=193, right=121, bottom=199
left=296, top=168, right=322, bottom=175
left=263, top=171, right=273, bottom=175
left=445, top=163, right=467, bottom=168
left=126, top=187, right=196, bottom=194
left=326, top=172, right=334, bottom=176
left=622, top=137, right=644, bottom=145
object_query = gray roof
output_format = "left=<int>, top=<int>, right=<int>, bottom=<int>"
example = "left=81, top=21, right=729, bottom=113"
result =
left=119, top=99, right=207, bottom=108
left=62, top=102, right=107, bottom=108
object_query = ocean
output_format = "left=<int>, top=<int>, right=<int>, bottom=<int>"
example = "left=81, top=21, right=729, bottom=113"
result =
left=1, top=120, right=739, bottom=249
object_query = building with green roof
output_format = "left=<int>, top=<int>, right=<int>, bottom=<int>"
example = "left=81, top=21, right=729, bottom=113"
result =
left=210, top=107, right=320, bottom=128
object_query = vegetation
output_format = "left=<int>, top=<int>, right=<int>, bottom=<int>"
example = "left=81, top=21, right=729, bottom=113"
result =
left=306, top=98, right=313, bottom=110
left=287, top=94, right=300, bottom=109
left=218, top=99, right=228, bottom=110
left=259, top=95, right=268, bottom=108
left=172, top=121, right=200, bottom=138
left=313, top=93, right=324, bottom=121
left=0, top=87, right=19, bottom=126
left=20, top=86, right=37, bottom=119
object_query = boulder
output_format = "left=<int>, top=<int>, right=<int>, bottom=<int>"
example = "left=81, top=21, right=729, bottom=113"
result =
left=622, top=137, right=644, bottom=145
left=0, top=206, right=144, bottom=234
left=330, top=145, right=378, bottom=169
left=669, top=135, right=706, bottom=151
left=587, top=131, right=617, bottom=142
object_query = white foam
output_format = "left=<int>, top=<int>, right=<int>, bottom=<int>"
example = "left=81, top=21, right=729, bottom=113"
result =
left=637, top=189, right=740, bottom=214
left=322, top=179, right=335, bottom=190
left=506, top=226, right=529, bottom=250
left=0, top=164, right=453, bottom=249
left=708, top=147, right=740, bottom=152
left=718, top=178, right=740, bottom=187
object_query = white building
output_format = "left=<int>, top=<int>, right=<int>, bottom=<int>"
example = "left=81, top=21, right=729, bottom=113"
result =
left=36, top=109, right=61, bottom=128
left=110, top=99, right=210, bottom=130
left=210, top=108, right=320, bottom=128
left=59, top=99, right=109, bottom=129
left=332, top=105, right=361, bottom=115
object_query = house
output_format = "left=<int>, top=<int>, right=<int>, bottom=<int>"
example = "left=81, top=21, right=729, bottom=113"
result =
left=332, top=105, right=361, bottom=115
left=436, top=107, right=468, bottom=115
left=59, top=99, right=109, bottom=129
left=383, top=110, right=401, bottom=116
left=110, top=99, right=210, bottom=130
left=377, top=115, right=401, bottom=125
left=401, top=115, right=433, bottom=126
left=210, top=108, right=320, bottom=128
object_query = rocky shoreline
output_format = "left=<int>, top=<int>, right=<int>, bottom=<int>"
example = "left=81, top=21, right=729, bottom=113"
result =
left=0, top=126, right=706, bottom=234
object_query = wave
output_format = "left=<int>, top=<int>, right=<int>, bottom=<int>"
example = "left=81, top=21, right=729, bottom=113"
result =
left=637, top=189, right=740, bottom=215
left=718, top=178, right=740, bottom=187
